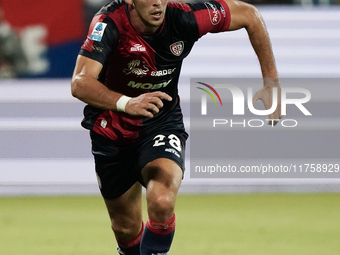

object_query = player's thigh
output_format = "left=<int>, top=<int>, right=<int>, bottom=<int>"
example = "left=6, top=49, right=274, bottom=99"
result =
left=141, top=158, right=183, bottom=192
left=137, top=130, right=187, bottom=218
left=141, top=158, right=182, bottom=222
left=104, top=182, right=143, bottom=224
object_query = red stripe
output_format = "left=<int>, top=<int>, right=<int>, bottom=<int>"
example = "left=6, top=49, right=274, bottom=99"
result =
left=193, top=0, right=231, bottom=38
left=92, top=111, right=142, bottom=142
left=146, top=214, right=176, bottom=235
left=216, top=0, right=231, bottom=30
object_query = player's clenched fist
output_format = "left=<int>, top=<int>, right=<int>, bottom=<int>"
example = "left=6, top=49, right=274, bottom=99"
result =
left=117, top=91, right=172, bottom=118
left=252, top=78, right=283, bottom=126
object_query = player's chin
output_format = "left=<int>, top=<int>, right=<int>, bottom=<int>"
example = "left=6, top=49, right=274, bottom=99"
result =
left=149, top=20, right=163, bottom=28
left=149, top=16, right=164, bottom=26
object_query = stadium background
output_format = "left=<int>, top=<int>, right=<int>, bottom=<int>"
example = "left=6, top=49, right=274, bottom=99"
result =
left=0, top=1, right=339, bottom=255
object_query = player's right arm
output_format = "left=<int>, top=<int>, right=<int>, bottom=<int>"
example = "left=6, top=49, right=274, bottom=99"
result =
left=224, top=0, right=282, bottom=124
left=71, top=55, right=172, bottom=118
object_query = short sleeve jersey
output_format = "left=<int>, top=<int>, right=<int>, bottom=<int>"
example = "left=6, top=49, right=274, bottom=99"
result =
left=79, top=0, right=231, bottom=143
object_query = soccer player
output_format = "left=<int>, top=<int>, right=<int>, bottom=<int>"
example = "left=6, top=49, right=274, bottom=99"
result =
left=71, top=0, right=282, bottom=254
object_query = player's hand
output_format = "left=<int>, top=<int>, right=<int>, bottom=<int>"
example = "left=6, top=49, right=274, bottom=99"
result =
left=252, top=78, right=283, bottom=126
left=125, top=91, right=172, bottom=118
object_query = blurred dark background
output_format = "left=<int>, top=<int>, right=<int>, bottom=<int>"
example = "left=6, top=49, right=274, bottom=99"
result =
left=0, top=0, right=339, bottom=79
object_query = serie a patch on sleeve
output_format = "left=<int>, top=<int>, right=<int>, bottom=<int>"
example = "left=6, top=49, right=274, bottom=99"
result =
left=90, top=22, right=108, bottom=42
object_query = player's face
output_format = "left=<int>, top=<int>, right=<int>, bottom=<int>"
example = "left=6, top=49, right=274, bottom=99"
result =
left=129, top=0, right=168, bottom=34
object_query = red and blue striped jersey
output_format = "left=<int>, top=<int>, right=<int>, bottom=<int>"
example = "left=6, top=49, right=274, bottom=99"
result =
left=79, top=0, right=231, bottom=143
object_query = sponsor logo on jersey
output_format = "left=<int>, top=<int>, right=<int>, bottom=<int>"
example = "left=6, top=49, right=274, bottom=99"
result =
left=130, top=43, right=146, bottom=52
left=220, top=4, right=226, bottom=18
left=127, top=79, right=172, bottom=90
left=124, top=59, right=176, bottom=77
left=204, top=2, right=221, bottom=25
left=165, top=148, right=181, bottom=158
left=151, top=68, right=176, bottom=77
left=170, top=41, right=184, bottom=56
left=90, top=22, right=107, bottom=42
left=124, top=59, right=149, bottom=76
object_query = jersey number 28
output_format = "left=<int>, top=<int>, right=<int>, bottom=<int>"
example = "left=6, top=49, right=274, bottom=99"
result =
left=153, top=134, right=182, bottom=152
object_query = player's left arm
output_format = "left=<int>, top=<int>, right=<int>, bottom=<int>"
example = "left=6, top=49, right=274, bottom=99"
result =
left=223, top=0, right=283, bottom=124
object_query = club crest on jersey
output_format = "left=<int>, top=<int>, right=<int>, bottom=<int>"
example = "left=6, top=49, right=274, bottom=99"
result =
left=90, top=22, right=107, bottom=42
left=130, top=43, right=146, bottom=52
left=170, top=41, right=184, bottom=56
left=204, top=2, right=221, bottom=25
